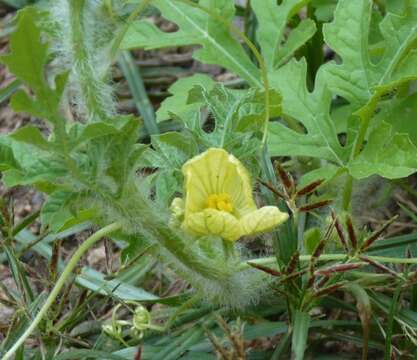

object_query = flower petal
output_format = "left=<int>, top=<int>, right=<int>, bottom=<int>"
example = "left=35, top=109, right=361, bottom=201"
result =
left=240, top=206, right=289, bottom=236
left=182, top=150, right=217, bottom=215
left=221, top=153, right=257, bottom=216
left=183, top=208, right=242, bottom=241
left=182, top=148, right=256, bottom=217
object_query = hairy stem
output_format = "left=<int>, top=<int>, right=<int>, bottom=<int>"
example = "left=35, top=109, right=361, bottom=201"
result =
left=136, top=201, right=235, bottom=282
left=68, top=0, right=111, bottom=120
left=2, top=222, right=122, bottom=360
left=100, top=188, right=237, bottom=284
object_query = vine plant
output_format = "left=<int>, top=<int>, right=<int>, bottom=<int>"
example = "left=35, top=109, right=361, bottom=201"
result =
left=1, top=0, right=417, bottom=359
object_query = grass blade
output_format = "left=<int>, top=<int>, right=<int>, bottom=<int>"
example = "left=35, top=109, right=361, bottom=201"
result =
left=271, top=331, right=291, bottom=359
left=384, top=286, right=401, bottom=360
left=54, top=349, right=126, bottom=360
left=3, top=245, right=34, bottom=303
left=345, top=284, right=371, bottom=360
left=118, top=50, right=159, bottom=135
left=367, top=232, right=417, bottom=256
left=292, top=310, right=310, bottom=360
left=0, top=79, right=21, bottom=103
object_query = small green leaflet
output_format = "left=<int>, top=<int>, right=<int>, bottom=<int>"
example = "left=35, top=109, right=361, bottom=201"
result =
left=141, top=131, right=199, bottom=205
left=156, top=73, right=215, bottom=122
left=99, top=116, right=146, bottom=191
left=252, top=0, right=316, bottom=69
left=311, top=0, right=337, bottom=22
left=68, top=122, right=123, bottom=149
left=10, top=125, right=51, bottom=151
left=189, top=83, right=281, bottom=130
left=121, top=0, right=261, bottom=86
left=1, top=140, right=67, bottom=188
left=41, top=190, right=96, bottom=232
left=41, top=191, right=81, bottom=232
left=150, top=131, right=199, bottom=171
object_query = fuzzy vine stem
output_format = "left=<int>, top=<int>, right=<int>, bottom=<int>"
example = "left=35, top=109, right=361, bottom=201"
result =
left=69, top=0, right=110, bottom=120
left=1, top=222, right=122, bottom=360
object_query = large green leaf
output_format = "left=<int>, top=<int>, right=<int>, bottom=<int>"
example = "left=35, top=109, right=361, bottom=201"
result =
left=252, top=0, right=316, bottom=69
left=268, top=59, right=346, bottom=164
left=0, top=7, right=67, bottom=122
left=348, top=121, right=417, bottom=179
left=268, top=2, right=417, bottom=181
left=323, top=0, right=417, bottom=109
left=0, top=8, right=47, bottom=94
left=121, top=0, right=261, bottom=86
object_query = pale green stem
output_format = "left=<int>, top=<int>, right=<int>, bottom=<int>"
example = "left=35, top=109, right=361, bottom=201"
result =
left=343, top=103, right=377, bottom=209
left=240, top=254, right=417, bottom=271
left=2, top=222, right=122, bottom=360
left=352, top=115, right=372, bottom=158
left=110, top=0, right=153, bottom=60
left=342, top=175, right=353, bottom=211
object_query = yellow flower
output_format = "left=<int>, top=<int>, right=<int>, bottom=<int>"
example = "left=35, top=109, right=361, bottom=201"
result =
left=173, top=148, right=289, bottom=241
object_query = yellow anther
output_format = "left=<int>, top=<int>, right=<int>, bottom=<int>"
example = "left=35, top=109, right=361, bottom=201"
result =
left=206, top=193, right=233, bottom=213
left=218, top=193, right=229, bottom=202
left=217, top=201, right=227, bottom=211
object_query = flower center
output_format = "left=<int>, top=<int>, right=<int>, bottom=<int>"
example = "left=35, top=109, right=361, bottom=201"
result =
left=207, top=193, right=234, bottom=213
